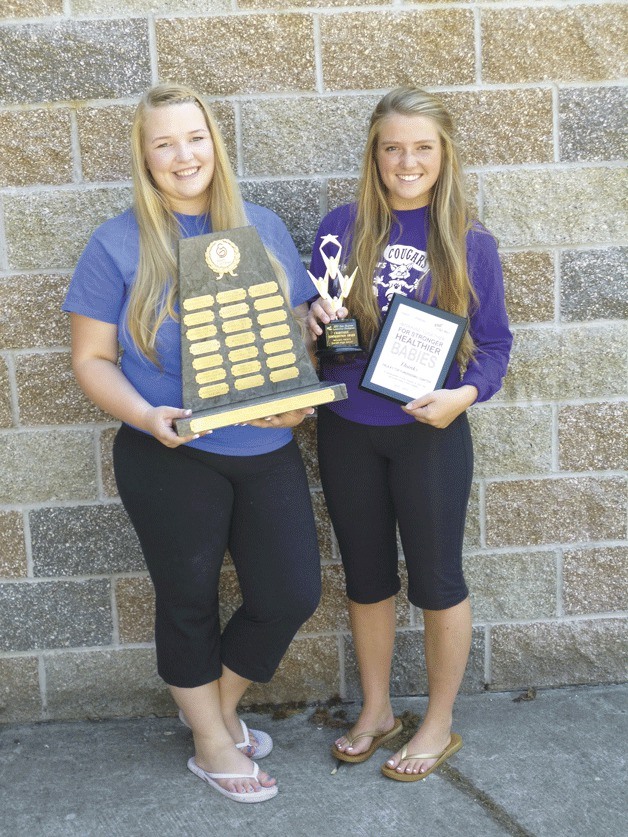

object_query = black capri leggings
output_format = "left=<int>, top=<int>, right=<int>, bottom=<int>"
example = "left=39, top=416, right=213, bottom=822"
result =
left=113, top=424, right=321, bottom=688
left=317, top=407, right=473, bottom=610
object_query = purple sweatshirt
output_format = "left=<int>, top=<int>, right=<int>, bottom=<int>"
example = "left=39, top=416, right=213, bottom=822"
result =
left=309, top=203, right=512, bottom=426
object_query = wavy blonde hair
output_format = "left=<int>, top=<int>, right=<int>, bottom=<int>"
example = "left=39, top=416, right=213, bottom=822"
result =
left=346, top=86, right=478, bottom=368
left=127, top=81, right=288, bottom=362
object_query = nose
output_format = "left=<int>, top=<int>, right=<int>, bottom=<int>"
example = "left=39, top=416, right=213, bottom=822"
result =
left=175, top=141, right=194, bottom=162
left=400, top=149, right=417, bottom=168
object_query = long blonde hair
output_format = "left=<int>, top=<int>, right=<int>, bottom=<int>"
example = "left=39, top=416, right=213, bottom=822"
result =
left=346, top=86, right=478, bottom=367
left=127, top=81, right=287, bottom=362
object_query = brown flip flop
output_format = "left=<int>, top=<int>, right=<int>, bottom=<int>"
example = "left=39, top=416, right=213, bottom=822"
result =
left=332, top=718, right=403, bottom=763
left=381, top=732, right=463, bottom=781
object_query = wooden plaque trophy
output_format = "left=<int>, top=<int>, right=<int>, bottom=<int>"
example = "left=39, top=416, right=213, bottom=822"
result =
left=174, top=226, right=347, bottom=436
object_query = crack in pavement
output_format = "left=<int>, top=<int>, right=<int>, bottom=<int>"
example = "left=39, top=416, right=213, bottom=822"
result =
left=441, top=763, right=537, bottom=837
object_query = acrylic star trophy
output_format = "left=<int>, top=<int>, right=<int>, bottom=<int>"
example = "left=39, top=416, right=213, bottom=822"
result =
left=174, top=226, right=347, bottom=436
left=307, top=234, right=361, bottom=356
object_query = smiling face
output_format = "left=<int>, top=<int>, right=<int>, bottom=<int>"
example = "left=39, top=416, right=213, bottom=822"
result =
left=143, top=101, right=215, bottom=215
left=375, top=113, right=442, bottom=211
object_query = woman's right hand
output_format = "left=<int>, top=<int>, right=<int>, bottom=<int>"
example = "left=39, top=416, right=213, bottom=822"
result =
left=306, top=297, right=348, bottom=341
left=69, top=315, right=208, bottom=449
left=141, top=406, right=207, bottom=448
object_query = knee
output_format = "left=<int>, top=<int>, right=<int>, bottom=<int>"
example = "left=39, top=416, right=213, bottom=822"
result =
left=259, top=577, right=321, bottom=627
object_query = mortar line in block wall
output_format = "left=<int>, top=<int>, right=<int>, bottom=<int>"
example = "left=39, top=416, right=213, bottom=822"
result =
left=37, top=654, right=47, bottom=719
left=0, top=571, right=151, bottom=584
left=556, top=548, right=565, bottom=618
left=552, top=248, right=561, bottom=324
left=477, top=469, right=628, bottom=483
left=337, top=634, right=347, bottom=699
left=0, top=196, right=7, bottom=271
left=471, top=395, right=628, bottom=410
left=0, top=496, right=123, bottom=513
left=142, top=3, right=628, bottom=16
left=476, top=171, right=484, bottom=220
left=93, top=429, right=106, bottom=500
left=470, top=0, right=620, bottom=9
left=509, top=319, right=627, bottom=333
left=18, top=644, right=157, bottom=660
left=111, top=579, right=120, bottom=646
left=393, top=613, right=628, bottom=630
left=0, top=79, right=606, bottom=116
left=551, top=83, right=561, bottom=164
left=0, top=181, right=134, bottom=198
left=484, top=624, right=491, bottom=685
left=0, top=1, right=616, bottom=23
left=3, top=352, right=20, bottom=427
left=474, top=5, right=482, bottom=86
left=479, top=479, right=486, bottom=549
left=147, top=16, right=159, bottom=86
left=69, top=110, right=83, bottom=184
left=313, top=14, right=324, bottom=95
left=235, top=101, right=244, bottom=178
left=462, top=540, right=628, bottom=557
left=22, top=508, right=34, bottom=579
left=550, top=402, right=560, bottom=472
left=0, top=84, right=623, bottom=115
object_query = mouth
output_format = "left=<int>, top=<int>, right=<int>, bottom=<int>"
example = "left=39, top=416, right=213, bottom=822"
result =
left=174, top=166, right=200, bottom=179
left=397, top=174, right=421, bottom=183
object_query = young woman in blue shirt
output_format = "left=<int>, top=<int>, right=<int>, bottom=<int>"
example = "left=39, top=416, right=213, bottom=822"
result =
left=65, top=82, right=322, bottom=804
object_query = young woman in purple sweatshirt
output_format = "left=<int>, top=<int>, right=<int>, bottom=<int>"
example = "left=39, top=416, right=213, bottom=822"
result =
left=307, top=86, right=512, bottom=782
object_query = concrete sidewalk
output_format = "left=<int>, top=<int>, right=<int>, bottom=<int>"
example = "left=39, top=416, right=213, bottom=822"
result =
left=1, top=683, right=626, bottom=837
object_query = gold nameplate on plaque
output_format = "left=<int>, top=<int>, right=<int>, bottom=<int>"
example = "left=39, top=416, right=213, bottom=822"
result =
left=175, top=226, right=347, bottom=435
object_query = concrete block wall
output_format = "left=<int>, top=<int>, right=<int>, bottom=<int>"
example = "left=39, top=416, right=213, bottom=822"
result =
left=0, top=0, right=626, bottom=723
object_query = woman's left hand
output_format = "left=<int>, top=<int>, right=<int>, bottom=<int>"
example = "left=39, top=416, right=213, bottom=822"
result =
left=244, top=407, right=315, bottom=429
left=401, top=385, right=478, bottom=429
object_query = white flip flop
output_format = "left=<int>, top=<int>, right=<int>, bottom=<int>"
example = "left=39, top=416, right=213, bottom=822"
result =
left=187, top=756, right=278, bottom=803
left=178, top=711, right=273, bottom=759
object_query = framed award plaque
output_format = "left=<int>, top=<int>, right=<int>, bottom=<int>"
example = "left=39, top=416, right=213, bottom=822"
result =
left=360, top=294, right=468, bottom=404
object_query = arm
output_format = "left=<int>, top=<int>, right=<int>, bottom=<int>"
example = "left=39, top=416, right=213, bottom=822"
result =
left=404, top=231, right=512, bottom=428
left=458, top=229, right=512, bottom=402
left=401, top=384, right=478, bottom=429
left=70, top=313, right=199, bottom=448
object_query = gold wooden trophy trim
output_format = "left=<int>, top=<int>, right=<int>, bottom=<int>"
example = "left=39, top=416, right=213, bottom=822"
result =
left=187, top=386, right=342, bottom=434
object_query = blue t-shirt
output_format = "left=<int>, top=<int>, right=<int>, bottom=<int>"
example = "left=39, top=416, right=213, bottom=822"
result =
left=63, top=203, right=315, bottom=455
left=309, top=203, right=513, bottom=426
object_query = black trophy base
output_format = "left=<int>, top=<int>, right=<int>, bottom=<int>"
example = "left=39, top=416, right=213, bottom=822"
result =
left=316, top=318, right=361, bottom=357
left=174, top=381, right=347, bottom=436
